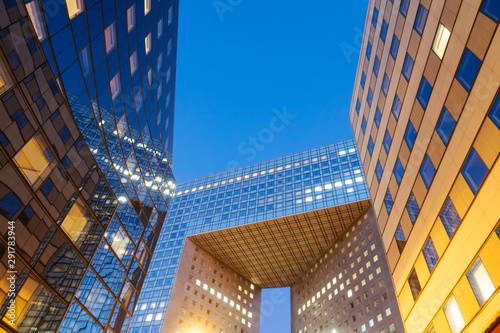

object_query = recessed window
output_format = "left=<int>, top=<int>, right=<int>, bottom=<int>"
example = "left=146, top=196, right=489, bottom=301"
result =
left=376, top=160, right=383, bottom=183
left=414, top=4, right=428, bottom=35
left=361, top=72, right=366, bottom=88
left=444, top=295, right=465, bottom=333
left=356, top=99, right=361, bottom=114
left=374, top=107, right=381, bottom=128
left=436, top=107, right=456, bottom=145
left=110, top=73, right=121, bottom=100
left=13, top=134, right=54, bottom=186
left=466, top=257, right=495, bottom=305
left=481, top=0, right=500, bottom=22
left=368, top=137, right=374, bottom=156
left=392, top=95, right=402, bottom=120
left=404, top=121, right=417, bottom=151
left=423, top=237, right=439, bottom=272
left=0, top=191, right=23, bottom=219
left=383, top=130, right=392, bottom=153
left=440, top=197, right=461, bottom=238
left=104, top=22, right=116, bottom=54
left=402, top=53, right=414, bottom=81
left=26, top=0, right=46, bottom=41
left=384, top=189, right=393, bottom=214
left=456, top=49, right=481, bottom=92
left=144, top=0, right=151, bottom=15
left=408, top=268, right=421, bottom=300
left=420, top=154, right=436, bottom=189
left=366, top=42, right=372, bottom=60
left=382, top=74, right=390, bottom=96
left=130, top=51, right=138, bottom=75
left=400, top=0, right=410, bottom=17
left=380, top=20, right=388, bottom=42
left=390, top=35, right=400, bottom=59
left=361, top=117, right=367, bottom=134
left=488, top=92, right=500, bottom=129
left=372, top=7, right=379, bottom=27
left=433, top=23, right=451, bottom=59
left=127, top=4, right=136, bottom=32
left=145, top=33, right=152, bottom=54
left=394, top=158, right=404, bottom=185
left=417, top=77, right=432, bottom=109
left=395, top=224, right=406, bottom=253
left=367, top=88, right=373, bottom=107
left=40, top=178, right=54, bottom=196
left=65, top=0, right=83, bottom=19
left=158, top=18, right=163, bottom=39
left=59, top=126, right=71, bottom=143
left=406, top=192, right=419, bottom=223
left=461, top=148, right=488, bottom=194
left=373, top=56, right=380, bottom=77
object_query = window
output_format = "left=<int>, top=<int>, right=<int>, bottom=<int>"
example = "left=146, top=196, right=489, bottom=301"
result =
left=436, top=107, right=456, bottom=145
left=373, top=56, right=380, bottom=77
left=110, top=73, right=121, bottom=100
left=394, top=158, right=404, bottom=185
left=400, top=0, right=410, bottom=17
left=368, top=137, right=374, bottom=156
left=104, top=23, right=116, bottom=54
left=489, top=92, right=500, bottom=129
left=382, top=74, right=390, bottom=96
left=406, top=192, right=419, bottom=223
left=467, top=257, right=495, bottom=305
left=40, top=178, right=54, bottom=196
left=168, top=5, right=173, bottom=24
left=127, top=4, right=136, bottom=31
left=380, top=20, right=388, bottom=42
left=462, top=148, right=488, bottom=194
left=444, top=296, right=465, bottom=333
left=367, top=88, right=373, bottom=107
left=65, top=0, right=83, bottom=19
left=433, top=23, right=451, bottom=59
left=440, top=198, right=461, bottom=238
left=361, top=72, right=366, bottom=88
left=420, top=154, right=436, bottom=189
left=0, top=191, right=23, bottom=219
left=395, top=224, right=406, bottom=253
left=157, top=53, right=163, bottom=71
left=384, top=189, right=393, bottom=214
left=376, top=160, right=383, bottom=183
left=423, top=237, right=439, bottom=272
left=456, top=49, right=481, bottom=92
left=361, top=117, right=367, bottom=134
left=481, top=0, right=500, bottom=22
left=408, top=269, right=421, bottom=300
left=144, top=0, right=151, bottom=15
left=0, top=60, right=13, bottom=93
left=414, top=5, right=428, bottom=35
left=13, top=134, right=54, bottom=186
left=402, top=54, right=414, bottom=81
left=158, top=18, right=163, bottom=39
left=59, top=126, right=71, bottom=143
left=383, top=130, right=392, bottom=153
left=145, top=33, right=152, bottom=54
left=390, top=35, right=400, bottom=59
left=79, top=47, right=91, bottom=77
left=374, top=107, right=381, bottom=128
left=130, top=51, right=138, bottom=75
left=26, top=0, right=46, bottom=41
left=404, top=121, right=417, bottom=151
left=372, top=7, right=379, bottom=27
left=392, top=95, right=402, bottom=120
left=356, top=99, right=361, bottom=114
left=366, top=42, right=372, bottom=60
left=417, top=77, right=432, bottom=109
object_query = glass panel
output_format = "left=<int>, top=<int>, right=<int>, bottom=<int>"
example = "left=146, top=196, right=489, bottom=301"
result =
left=105, top=23, right=116, bottom=54
left=64, top=0, right=84, bottom=19
left=382, top=74, right=390, bottom=96
left=481, top=0, right=500, bottom=22
left=414, top=4, right=428, bottom=35
left=420, top=154, right=436, bottom=189
left=392, top=95, right=402, bottom=120
left=394, top=158, right=404, bottom=185
left=127, top=4, right=136, bottom=31
left=402, top=53, right=414, bottom=81
left=376, top=161, right=383, bottom=182
left=368, top=137, right=374, bottom=156
left=439, top=198, right=461, bottom=238
left=383, top=130, right=392, bottom=153
left=444, top=295, right=465, bottom=333
left=423, top=237, right=439, bottom=272
left=404, top=121, right=417, bottom=151
left=466, top=257, right=495, bottom=305
left=456, top=49, right=481, bottom=92
left=488, top=93, right=500, bottom=129
left=380, top=20, right=388, bottom=42
left=390, top=35, right=399, bottom=59
left=372, top=7, right=379, bottom=27
left=436, top=107, right=456, bottom=145
left=395, top=224, right=406, bottom=253
left=433, top=23, right=451, bottom=59
left=406, top=192, right=419, bottom=223
left=130, top=51, right=138, bottom=75
left=110, top=73, right=121, bottom=100
left=374, top=107, right=381, bottom=128
left=144, top=0, right=151, bottom=15
left=408, top=269, right=421, bottom=300
left=26, top=0, right=46, bottom=41
left=384, top=189, right=393, bottom=214
left=417, top=77, right=432, bottom=109
left=145, top=33, right=152, bottom=54
left=13, top=134, right=54, bottom=186
left=461, top=148, right=488, bottom=194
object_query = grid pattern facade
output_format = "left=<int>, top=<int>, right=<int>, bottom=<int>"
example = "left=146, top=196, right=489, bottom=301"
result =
left=291, top=208, right=404, bottom=333
left=349, top=0, right=500, bottom=331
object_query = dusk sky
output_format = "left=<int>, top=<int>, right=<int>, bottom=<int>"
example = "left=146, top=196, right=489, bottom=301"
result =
left=173, top=0, right=369, bottom=331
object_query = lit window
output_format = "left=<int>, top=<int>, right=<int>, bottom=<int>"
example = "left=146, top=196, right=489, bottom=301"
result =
left=145, top=313, right=153, bottom=321
left=26, top=0, right=46, bottom=41
left=376, top=160, right=383, bottom=183
left=414, top=5, right=428, bottom=35
left=461, top=148, right=488, bottom=194
left=145, top=33, right=152, bottom=54
left=440, top=197, right=461, bottom=238
left=382, top=74, right=390, bottom=96
left=384, top=189, right=393, bottom=214
left=130, top=51, right=138, bottom=75
left=0, top=60, right=12, bottom=93
left=380, top=20, right=388, bottom=42
left=481, top=0, right=500, bottom=22
left=436, top=107, right=456, bottom=145
left=406, top=192, right=419, bottom=224
left=390, top=35, right=400, bottom=59
left=444, top=295, right=465, bottom=333
left=374, top=107, right=381, bottom=128
left=383, top=130, right=392, bottom=153
left=110, top=73, right=121, bottom=100
left=433, top=23, right=451, bottom=59
left=423, top=237, right=439, bottom=273
left=13, top=134, right=54, bottom=186
left=402, top=53, right=414, bottom=81
left=65, top=0, right=83, bottom=19
left=466, top=257, right=495, bottom=305
left=105, top=22, right=117, bottom=54
left=392, top=95, right=402, bottom=120
left=127, top=4, right=136, bottom=32
left=158, top=18, right=163, bottom=39
left=144, top=0, right=151, bottom=15
left=404, top=121, right=417, bottom=151
left=393, top=158, right=404, bottom=185
left=456, top=49, right=481, bottom=92
left=420, top=154, right=436, bottom=189
left=408, top=268, right=421, bottom=301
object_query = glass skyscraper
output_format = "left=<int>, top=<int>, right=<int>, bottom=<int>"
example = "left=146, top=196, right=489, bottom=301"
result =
left=0, top=0, right=178, bottom=331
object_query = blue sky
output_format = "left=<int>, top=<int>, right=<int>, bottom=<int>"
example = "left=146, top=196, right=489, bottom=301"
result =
left=173, top=0, right=368, bottom=331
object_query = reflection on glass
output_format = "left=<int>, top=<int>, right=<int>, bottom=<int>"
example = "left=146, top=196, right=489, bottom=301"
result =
left=26, top=0, right=46, bottom=41
left=130, top=51, right=138, bottom=75
left=127, top=4, right=136, bottom=32
left=110, top=73, right=121, bottom=100
left=105, top=22, right=116, bottom=54
left=13, top=133, right=54, bottom=186
left=145, top=33, right=151, bottom=54
left=79, top=46, right=91, bottom=77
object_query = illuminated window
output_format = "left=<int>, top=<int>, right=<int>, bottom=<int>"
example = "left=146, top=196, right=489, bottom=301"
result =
left=144, top=0, right=151, bottom=15
left=65, top=0, right=83, bottom=19
left=105, top=22, right=117, bottom=54
left=433, top=24, right=451, bottom=59
left=26, top=0, right=46, bottom=41
left=466, top=257, right=495, bottom=305
left=13, top=134, right=54, bottom=186
left=130, top=51, right=138, bottom=75
left=110, top=73, right=120, bottom=100
left=60, top=198, right=101, bottom=254
left=109, top=225, right=131, bottom=259
left=145, top=33, right=152, bottom=54
left=127, top=4, right=136, bottom=31
left=444, top=295, right=465, bottom=333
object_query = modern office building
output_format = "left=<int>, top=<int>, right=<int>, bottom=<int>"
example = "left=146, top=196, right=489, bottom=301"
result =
left=134, top=140, right=405, bottom=333
left=0, top=0, right=178, bottom=331
left=349, top=0, right=500, bottom=331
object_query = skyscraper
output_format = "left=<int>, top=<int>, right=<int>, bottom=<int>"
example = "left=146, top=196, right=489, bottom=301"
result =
left=0, top=0, right=178, bottom=331
left=135, top=140, right=405, bottom=333
left=350, top=0, right=500, bottom=332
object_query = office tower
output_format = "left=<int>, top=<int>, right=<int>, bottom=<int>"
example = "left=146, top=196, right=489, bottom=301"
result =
left=135, top=140, right=405, bottom=333
left=349, top=0, right=500, bottom=332
left=0, top=0, right=178, bottom=331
